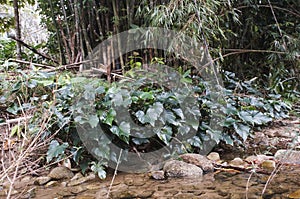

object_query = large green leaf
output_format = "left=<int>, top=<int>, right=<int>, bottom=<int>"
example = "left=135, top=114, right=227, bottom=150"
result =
left=104, top=108, right=116, bottom=126
left=46, top=140, right=69, bottom=163
left=135, top=110, right=151, bottom=124
left=238, top=111, right=254, bottom=125
left=161, top=110, right=178, bottom=125
left=172, top=108, right=184, bottom=119
left=233, top=123, right=250, bottom=141
left=252, top=112, right=272, bottom=125
left=146, top=102, right=164, bottom=126
left=88, top=114, right=99, bottom=128
left=156, top=126, right=173, bottom=145
left=119, top=121, right=131, bottom=137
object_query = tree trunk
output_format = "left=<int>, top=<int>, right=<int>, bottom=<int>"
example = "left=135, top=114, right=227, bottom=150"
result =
left=13, top=0, right=21, bottom=59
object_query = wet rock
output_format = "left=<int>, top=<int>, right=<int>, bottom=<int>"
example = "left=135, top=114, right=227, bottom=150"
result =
left=207, top=152, right=221, bottom=162
left=229, top=157, right=244, bottom=167
left=245, top=155, right=274, bottom=164
left=163, top=160, right=203, bottom=178
left=110, top=189, right=136, bottom=199
left=179, top=153, right=214, bottom=172
left=68, top=173, right=96, bottom=187
left=70, top=185, right=87, bottom=194
left=56, top=189, right=75, bottom=197
left=174, top=193, right=196, bottom=199
left=86, top=184, right=103, bottom=190
left=288, top=189, right=300, bottom=198
left=197, top=192, right=224, bottom=199
left=76, top=196, right=95, bottom=199
left=137, top=190, right=155, bottom=198
left=274, top=149, right=300, bottom=164
left=164, top=190, right=179, bottom=195
left=71, top=172, right=84, bottom=181
left=261, top=160, right=276, bottom=170
left=34, top=176, right=52, bottom=185
left=48, top=166, right=74, bottom=180
left=150, top=170, right=165, bottom=180
left=45, top=180, right=59, bottom=188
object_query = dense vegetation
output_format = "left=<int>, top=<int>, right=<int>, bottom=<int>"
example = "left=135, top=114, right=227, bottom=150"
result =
left=0, top=0, right=299, bottom=178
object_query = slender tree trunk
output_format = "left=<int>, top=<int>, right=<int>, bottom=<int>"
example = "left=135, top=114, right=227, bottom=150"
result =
left=13, top=0, right=21, bottom=59
left=48, top=0, right=65, bottom=64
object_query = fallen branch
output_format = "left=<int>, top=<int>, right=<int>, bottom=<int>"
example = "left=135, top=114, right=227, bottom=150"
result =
left=91, top=67, right=133, bottom=81
left=8, top=35, right=59, bottom=64
left=213, top=163, right=271, bottom=175
left=8, top=59, right=56, bottom=70
left=0, top=116, right=32, bottom=127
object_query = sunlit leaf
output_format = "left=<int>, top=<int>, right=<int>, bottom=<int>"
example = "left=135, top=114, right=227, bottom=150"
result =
left=233, top=123, right=250, bottom=141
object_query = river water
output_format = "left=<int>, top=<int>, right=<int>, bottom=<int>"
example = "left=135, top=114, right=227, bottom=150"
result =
left=31, top=164, right=300, bottom=199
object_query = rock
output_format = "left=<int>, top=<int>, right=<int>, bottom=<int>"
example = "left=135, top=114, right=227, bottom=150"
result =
left=179, top=153, right=214, bottom=172
left=71, top=172, right=83, bottom=181
left=45, top=180, right=59, bottom=188
left=20, top=187, right=36, bottom=199
left=76, top=196, right=95, bottom=199
left=0, top=188, right=18, bottom=196
left=137, top=190, right=155, bottom=198
left=163, top=160, right=203, bottom=178
left=34, top=176, right=52, bottom=185
left=67, top=173, right=95, bottom=186
left=229, top=157, right=244, bottom=167
left=56, top=189, right=74, bottom=197
left=48, top=166, right=74, bottom=180
left=261, top=160, right=276, bottom=170
left=274, top=149, right=300, bottom=164
left=245, top=155, right=274, bottom=164
left=69, top=185, right=87, bottom=194
left=150, top=170, right=165, bottom=180
left=289, top=189, right=300, bottom=198
left=207, top=152, right=221, bottom=162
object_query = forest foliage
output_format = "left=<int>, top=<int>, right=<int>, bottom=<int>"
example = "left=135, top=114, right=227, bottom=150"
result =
left=0, top=0, right=299, bottom=178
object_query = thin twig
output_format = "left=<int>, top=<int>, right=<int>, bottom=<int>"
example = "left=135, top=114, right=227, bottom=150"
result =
left=245, top=170, right=255, bottom=199
left=0, top=116, right=32, bottom=127
left=7, top=59, right=56, bottom=70
left=107, top=149, right=123, bottom=198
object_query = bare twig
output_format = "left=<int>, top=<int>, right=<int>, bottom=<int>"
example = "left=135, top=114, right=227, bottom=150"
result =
left=7, top=59, right=56, bottom=70
left=0, top=116, right=32, bottom=127
left=8, top=36, right=59, bottom=64
left=107, top=149, right=123, bottom=198
left=246, top=170, right=255, bottom=199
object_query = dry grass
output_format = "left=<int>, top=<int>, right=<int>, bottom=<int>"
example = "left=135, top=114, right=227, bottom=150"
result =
left=0, top=102, right=67, bottom=199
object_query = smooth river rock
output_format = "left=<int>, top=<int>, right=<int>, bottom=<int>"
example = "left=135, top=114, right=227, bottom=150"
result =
left=48, top=166, right=74, bottom=180
left=150, top=170, right=165, bottom=180
left=179, top=153, right=214, bottom=172
left=163, top=160, right=203, bottom=178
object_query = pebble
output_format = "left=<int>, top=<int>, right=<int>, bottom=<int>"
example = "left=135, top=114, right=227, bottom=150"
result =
left=68, top=173, right=95, bottom=187
left=207, top=152, right=221, bottom=162
left=45, top=181, right=59, bottom=188
left=150, top=170, right=165, bottom=180
left=34, top=176, right=52, bottom=185
left=179, top=153, right=214, bottom=172
left=163, top=160, right=203, bottom=178
left=261, top=160, right=276, bottom=170
left=229, top=157, right=244, bottom=167
left=48, top=166, right=74, bottom=180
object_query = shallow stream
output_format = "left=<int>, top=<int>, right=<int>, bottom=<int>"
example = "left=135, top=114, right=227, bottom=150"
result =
left=31, top=165, right=300, bottom=199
